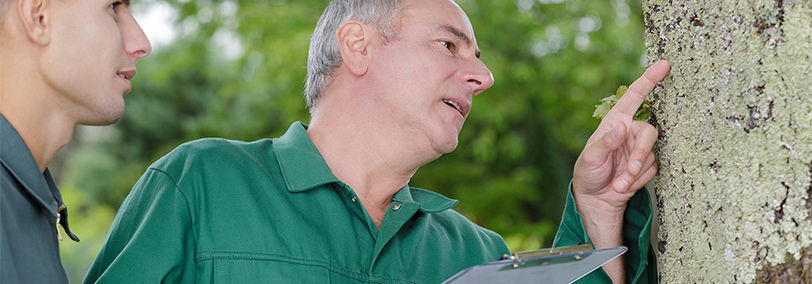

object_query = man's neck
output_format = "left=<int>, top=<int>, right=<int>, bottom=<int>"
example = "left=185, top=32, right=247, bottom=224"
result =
left=3, top=111, right=74, bottom=173
left=307, top=112, right=434, bottom=228
left=1, top=67, right=76, bottom=173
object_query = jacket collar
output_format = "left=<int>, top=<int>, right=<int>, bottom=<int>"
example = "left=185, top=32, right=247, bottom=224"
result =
left=0, top=114, right=80, bottom=241
left=0, top=114, right=58, bottom=215
left=273, top=122, right=457, bottom=213
left=393, top=185, right=458, bottom=213
left=273, top=122, right=341, bottom=193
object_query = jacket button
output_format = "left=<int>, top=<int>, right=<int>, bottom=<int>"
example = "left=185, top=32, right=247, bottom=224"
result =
left=392, top=204, right=402, bottom=211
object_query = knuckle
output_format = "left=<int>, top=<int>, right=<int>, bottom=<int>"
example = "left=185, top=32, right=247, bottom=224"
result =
left=642, top=69, right=660, bottom=85
left=646, top=124, right=658, bottom=136
left=646, top=153, right=657, bottom=165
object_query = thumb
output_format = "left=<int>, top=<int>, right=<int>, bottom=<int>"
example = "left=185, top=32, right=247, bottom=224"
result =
left=582, top=123, right=626, bottom=164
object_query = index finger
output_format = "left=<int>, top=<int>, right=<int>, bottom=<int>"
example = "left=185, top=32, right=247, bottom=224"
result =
left=609, top=60, right=671, bottom=118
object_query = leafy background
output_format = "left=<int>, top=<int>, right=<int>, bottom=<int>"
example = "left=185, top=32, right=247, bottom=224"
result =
left=54, top=0, right=647, bottom=281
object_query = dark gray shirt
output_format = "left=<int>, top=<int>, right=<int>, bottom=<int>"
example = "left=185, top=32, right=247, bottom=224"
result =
left=1, top=114, right=78, bottom=283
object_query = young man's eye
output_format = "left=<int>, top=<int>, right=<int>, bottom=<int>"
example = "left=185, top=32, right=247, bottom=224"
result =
left=109, top=1, right=123, bottom=10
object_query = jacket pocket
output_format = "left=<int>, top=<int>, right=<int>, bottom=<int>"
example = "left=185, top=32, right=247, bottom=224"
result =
left=196, top=252, right=331, bottom=283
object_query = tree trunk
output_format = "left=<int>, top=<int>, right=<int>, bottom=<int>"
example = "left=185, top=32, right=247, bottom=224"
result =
left=643, top=0, right=811, bottom=282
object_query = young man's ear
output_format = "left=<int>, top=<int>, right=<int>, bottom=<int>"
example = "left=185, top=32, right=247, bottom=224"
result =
left=17, top=0, right=51, bottom=45
left=335, top=20, right=372, bottom=77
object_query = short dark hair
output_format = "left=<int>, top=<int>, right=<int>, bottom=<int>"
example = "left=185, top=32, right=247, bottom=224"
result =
left=0, top=0, right=9, bottom=33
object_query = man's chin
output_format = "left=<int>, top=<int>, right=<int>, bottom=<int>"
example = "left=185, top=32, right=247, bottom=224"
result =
left=435, top=139, right=459, bottom=155
left=81, top=118, right=121, bottom=126
left=79, top=106, right=125, bottom=126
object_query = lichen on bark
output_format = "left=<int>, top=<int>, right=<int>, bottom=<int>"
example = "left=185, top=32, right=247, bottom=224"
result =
left=642, top=0, right=811, bottom=283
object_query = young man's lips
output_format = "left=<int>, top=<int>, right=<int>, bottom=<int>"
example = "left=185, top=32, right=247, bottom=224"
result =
left=117, top=70, right=137, bottom=80
left=116, top=70, right=135, bottom=91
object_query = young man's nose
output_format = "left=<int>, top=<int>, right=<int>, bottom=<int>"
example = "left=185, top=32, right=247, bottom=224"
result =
left=123, top=12, right=152, bottom=60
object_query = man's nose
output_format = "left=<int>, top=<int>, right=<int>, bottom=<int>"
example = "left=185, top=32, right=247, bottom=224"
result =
left=123, top=12, right=152, bottom=60
left=461, top=59, right=495, bottom=96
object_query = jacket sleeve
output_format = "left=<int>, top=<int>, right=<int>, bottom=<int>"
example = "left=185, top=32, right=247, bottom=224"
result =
left=82, top=168, right=196, bottom=283
left=552, top=181, right=657, bottom=284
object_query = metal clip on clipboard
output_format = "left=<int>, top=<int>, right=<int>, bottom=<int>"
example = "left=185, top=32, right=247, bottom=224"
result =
left=443, top=244, right=627, bottom=284
left=501, top=244, right=596, bottom=268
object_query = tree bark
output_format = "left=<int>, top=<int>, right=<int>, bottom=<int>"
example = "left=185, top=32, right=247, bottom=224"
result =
left=643, top=0, right=811, bottom=282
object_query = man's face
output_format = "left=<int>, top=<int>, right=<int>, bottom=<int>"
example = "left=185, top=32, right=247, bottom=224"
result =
left=366, top=0, right=493, bottom=154
left=39, top=0, right=151, bottom=125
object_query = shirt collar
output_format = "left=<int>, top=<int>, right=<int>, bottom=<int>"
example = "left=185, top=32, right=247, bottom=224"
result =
left=273, top=121, right=458, bottom=213
left=0, top=114, right=80, bottom=241
left=273, top=122, right=341, bottom=192
left=0, top=114, right=59, bottom=214
left=393, top=186, right=458, bottom=213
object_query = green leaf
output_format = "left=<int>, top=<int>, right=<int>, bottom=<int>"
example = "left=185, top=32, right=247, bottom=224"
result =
left=593, top=85, right=652, bottom=121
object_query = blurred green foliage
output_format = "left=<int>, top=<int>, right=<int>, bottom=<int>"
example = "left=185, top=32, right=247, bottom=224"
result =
left=58, top=0, right=646, bottom=282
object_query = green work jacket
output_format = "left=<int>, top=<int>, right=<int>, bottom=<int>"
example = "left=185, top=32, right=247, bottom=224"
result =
left=556, top=182, right=656, bottom=283
left=84, top=122, right=653, bottom=283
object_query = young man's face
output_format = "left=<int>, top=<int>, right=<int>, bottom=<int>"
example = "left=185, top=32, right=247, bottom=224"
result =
left=39, top=0, right=151, bottom=125
left=366, top=0, right=494, bottom=154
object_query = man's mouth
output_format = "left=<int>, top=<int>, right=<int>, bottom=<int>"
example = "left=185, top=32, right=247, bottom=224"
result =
left=443, top=99, right=463, bottom=115
left=117, top=70, right=136, bottom=80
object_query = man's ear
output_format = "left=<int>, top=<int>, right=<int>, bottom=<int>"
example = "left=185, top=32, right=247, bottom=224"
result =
left=336, top=20, right=371, bottom=77
left=17, top=0, right=51, bottom=45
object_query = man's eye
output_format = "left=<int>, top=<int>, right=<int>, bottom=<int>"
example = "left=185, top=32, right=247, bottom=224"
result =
left=440, top=41, right=456, bottom=52
left=109, top=1, right=123, bottom=10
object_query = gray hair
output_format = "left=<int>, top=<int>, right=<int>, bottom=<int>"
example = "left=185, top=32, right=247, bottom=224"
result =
left=305, top=0, right=406, bottom=111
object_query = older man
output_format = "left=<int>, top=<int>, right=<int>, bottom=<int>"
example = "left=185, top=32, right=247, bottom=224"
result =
left=0, top=0, right=151, bottom=282
left=84, top=0, right=667, bottom=283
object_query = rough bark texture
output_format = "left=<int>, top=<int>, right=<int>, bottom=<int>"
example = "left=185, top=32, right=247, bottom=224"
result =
left=643, top=0, right=811, bottom=283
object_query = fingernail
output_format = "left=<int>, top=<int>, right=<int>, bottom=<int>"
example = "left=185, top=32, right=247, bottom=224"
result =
left=631, top=161, right=642, bottom=173
left=657, top=60, right=670, bottom=70
left=614, top=178, right=629, bottom=191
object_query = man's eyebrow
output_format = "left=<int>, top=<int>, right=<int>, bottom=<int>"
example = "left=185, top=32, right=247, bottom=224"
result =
left=438, top=24, right=481, bottom=58
left=122, top=0, right=131, bottom=6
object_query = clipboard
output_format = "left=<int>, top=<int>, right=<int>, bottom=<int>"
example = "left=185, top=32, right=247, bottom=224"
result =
left=443, top=244, right=627, bottom=284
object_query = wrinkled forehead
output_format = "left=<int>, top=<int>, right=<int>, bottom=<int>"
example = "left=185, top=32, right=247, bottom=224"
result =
left=399, top=0, right=478, bottom=42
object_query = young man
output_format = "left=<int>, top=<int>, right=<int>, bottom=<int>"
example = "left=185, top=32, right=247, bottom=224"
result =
left=0, top=0, right=151, bottom=282
left=85, top=0, right=668, bottom=283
